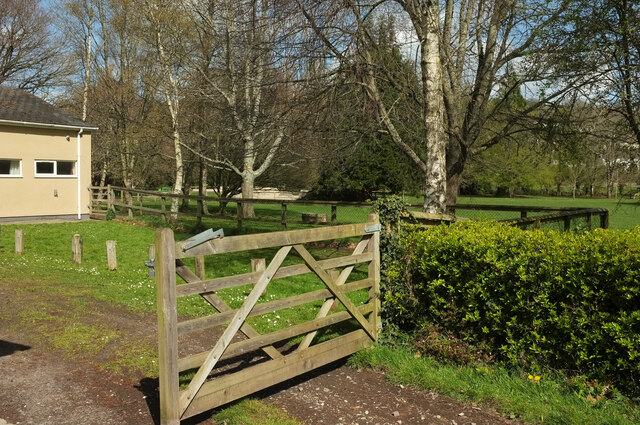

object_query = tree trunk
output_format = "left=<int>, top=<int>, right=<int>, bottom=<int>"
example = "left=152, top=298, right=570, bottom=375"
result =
left=170, top=128, right=183, bottom=221
left=199, top=160, right=209, bottom=215
left=241, top=172, right=255, bottom=218
left=420, top=7, right=447, bottom=214
left=445, top=171, right=464, bottom=207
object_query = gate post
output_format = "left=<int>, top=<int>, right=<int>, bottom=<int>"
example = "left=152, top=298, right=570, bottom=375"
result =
left=367, top=213, right=381, bottom=340
left=156, top=228, right=180, bottom=425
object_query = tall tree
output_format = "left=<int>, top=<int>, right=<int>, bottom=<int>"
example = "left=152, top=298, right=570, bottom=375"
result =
left=87, top=0, right=165, bottom=204
left=0, top=0, right=69, bottom=93
left=567, top=0, right=640, bottom=149
left=299, top=0, right=585, bottom=210
left=189, top=0, right=305, bottom=218
left=141, top=0, right=191, bottom=218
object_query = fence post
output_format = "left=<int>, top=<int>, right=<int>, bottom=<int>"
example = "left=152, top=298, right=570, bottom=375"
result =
left=15, top=229, right=23, bottom=255
left=521, top=210, right=528, bottom=219
left=600, top=211, right=609, bottom=229
left=237, top=202, right=243, bottom=232
left=107, top=185, right=114, bottom=213
left=563, top=215, right=571, bottom=232
left=195, top=256, right=206, bottom=280
left=281, top=203, right=287, bottom=230
left=367, top=212, right=381, bottom=341
left=161, top=196, right=168, bottom=222
left=155, top=228, right=180, bottom=425
left=106, top=240, right=117, bottom=270
left=251, top=258, right=267, bottom=295
left=586, top=213, right=593, bottom=230
left=331, top=205, right=337, bottom=225
left=72, top=234, right=83, bottom=264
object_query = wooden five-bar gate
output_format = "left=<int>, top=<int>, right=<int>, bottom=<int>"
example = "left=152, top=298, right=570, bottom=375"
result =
left=155, top=213, right=381, bottom=425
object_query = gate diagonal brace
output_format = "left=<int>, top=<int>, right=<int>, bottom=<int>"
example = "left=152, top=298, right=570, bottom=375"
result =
left=174, top=261, right=282, bottom=361
left=293, top=244, right=376, bottom=341
left=297, top=236, right=372, bottom=351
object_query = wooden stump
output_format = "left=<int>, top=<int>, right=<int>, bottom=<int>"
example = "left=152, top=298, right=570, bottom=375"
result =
left=72, top=234, right=83, bottom=264
left=301, top=213, right=327, bottom=224
left=251, top=258, right=267, bottom=295
left=15, top=229, right=23, bottom=255
left=106, top=240, right=117, bottom=270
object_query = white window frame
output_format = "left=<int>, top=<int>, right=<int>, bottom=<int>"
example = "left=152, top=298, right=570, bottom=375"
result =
left=0, top=159, right=22, bottom=178
left=34, top=160, right=77, bottom=178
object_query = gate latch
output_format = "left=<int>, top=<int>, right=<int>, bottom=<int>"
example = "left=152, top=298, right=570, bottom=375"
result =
left=182, top=228, right=224, bottom=252
left=364, top=224, right=381, bottom=233
left=144, top=260, right=155, bottom=277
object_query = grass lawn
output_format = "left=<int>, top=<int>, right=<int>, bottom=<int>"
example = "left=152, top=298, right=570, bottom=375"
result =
left=351, top=345, right=640, bottom=425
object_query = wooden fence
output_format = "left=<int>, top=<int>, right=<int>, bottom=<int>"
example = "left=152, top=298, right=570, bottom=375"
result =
left=444, top=204, right=610, bottom=230
left=154, top=214, right=381, bottom=424
left=90, top=185, right=365, bottom=230
left=90, top=186, right=610, bottom=231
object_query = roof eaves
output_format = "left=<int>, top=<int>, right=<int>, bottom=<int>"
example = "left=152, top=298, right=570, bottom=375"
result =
left=0, top=119, right=98, bottom=132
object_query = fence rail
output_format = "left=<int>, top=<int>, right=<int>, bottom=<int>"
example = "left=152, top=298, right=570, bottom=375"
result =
left=90, top=186, right=609, bottom=231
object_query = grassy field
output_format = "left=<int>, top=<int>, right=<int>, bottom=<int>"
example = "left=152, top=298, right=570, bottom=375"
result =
left=0, top=220, right=369, bottom=331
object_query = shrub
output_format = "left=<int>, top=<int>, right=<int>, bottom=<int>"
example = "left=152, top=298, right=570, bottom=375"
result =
left=385, top=221, right=640, bottom=396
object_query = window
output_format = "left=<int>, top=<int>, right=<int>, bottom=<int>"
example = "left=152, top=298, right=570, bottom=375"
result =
left=34, top=160, right=76, bottom=177
left=0, top=159, right=22, bottom=177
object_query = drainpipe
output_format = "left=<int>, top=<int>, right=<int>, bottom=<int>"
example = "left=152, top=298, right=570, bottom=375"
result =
left=77, top=128, right=84, bottom=219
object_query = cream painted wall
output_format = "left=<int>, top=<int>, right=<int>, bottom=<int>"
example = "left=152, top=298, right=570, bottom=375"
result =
left=0, top=125, right=92, bottom=219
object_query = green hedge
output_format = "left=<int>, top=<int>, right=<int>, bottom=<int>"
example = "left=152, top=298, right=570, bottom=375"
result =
left=385, top=221, right=640, bottom=396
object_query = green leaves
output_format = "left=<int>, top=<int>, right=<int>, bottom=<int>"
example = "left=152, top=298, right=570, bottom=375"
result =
left=384, top=221, right=640, bottom=397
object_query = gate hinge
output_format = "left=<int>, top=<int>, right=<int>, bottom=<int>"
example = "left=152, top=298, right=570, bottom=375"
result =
left=182, top=228, right=224, bottom=252
left=364, top=224, right=381, bottom=233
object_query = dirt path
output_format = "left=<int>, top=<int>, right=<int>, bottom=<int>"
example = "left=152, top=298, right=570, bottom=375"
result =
left=0, top=280, right=518, bottom=425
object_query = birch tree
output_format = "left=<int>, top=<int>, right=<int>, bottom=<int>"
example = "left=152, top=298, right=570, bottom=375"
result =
left=141, top=0, right=192, bottom=218
left=300, top=0, right=584, bottom=210
left=58, top=0, right=99, bottom=121
left=87, top=0, right=162, bottom=203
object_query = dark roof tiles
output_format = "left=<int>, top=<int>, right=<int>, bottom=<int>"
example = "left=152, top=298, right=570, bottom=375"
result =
left=0, top=86, right=95, bottom=129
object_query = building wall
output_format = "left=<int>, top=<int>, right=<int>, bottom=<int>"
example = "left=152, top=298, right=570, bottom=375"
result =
left=0, top=125, right=92, bottom=219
